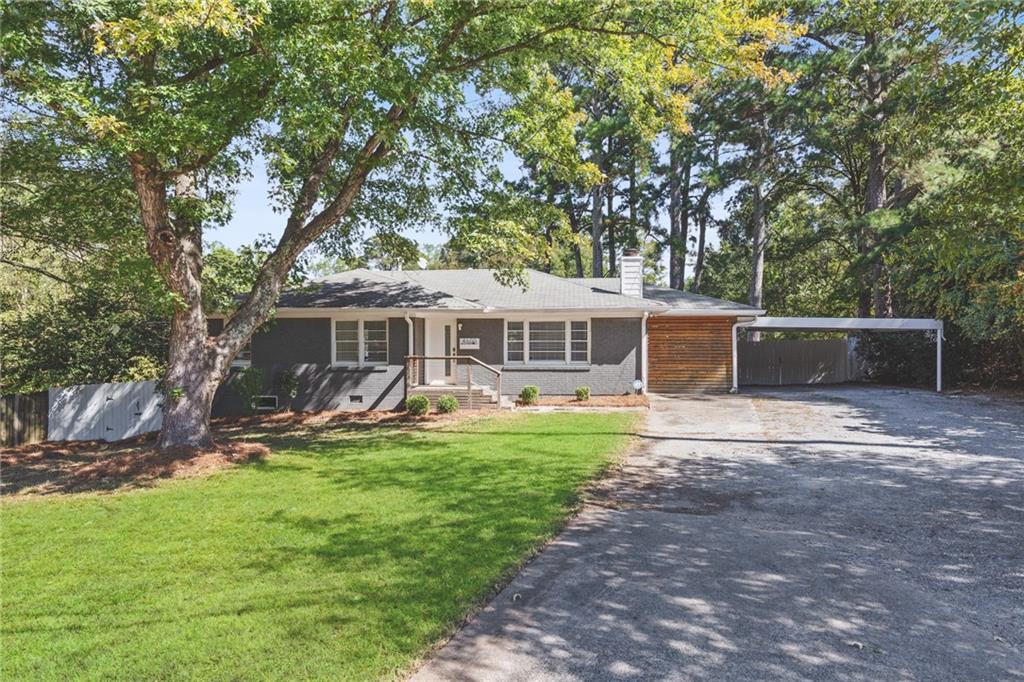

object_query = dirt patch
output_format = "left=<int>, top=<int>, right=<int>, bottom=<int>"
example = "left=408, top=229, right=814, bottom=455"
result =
left=2, top=408, right=463, bottom=499
left=520, top=395, right=650, bottom=408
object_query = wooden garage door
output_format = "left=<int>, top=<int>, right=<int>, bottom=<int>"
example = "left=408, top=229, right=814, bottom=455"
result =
left=648, top=316, right=735, bottom=393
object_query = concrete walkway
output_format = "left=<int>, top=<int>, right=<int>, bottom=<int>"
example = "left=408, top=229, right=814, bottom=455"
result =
left=413, top=387, right=1024, bottom=681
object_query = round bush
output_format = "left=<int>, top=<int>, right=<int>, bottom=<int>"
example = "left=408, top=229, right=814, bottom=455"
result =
left=519, top=385, right=540, bottom=405
left=574, top=386, right=591, bottom=401
left=406, top=394, right=430, bottom=415
left=437, top=394, right=459, bottom=414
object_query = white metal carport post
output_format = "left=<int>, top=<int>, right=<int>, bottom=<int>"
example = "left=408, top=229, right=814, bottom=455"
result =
left=936, top=321, right=943, bottom=393
left=731, top=319, right=757, bottom=393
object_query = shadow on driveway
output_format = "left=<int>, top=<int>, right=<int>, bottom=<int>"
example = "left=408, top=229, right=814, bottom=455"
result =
left=414, top=386, right=1024, bottom=681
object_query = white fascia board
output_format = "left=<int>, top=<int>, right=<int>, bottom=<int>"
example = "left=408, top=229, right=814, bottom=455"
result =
left=748, top=316, right=941, bottom=331
left=274, top=307, right=649, bottom=318
left=654, top=308, right=766, bottom=317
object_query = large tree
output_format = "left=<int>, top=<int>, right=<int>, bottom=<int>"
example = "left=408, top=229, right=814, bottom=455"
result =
left=2, top=0, right=788, bottom=449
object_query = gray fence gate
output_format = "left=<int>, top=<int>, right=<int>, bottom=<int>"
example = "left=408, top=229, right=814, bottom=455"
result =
left=738, top=339, right=862, bottom=386
left=48, top=381, right=163, bottom=442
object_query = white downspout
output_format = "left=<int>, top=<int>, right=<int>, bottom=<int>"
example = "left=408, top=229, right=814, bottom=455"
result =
left=731, top=318, right=757, bottom=393
left=641, top=312, right=649, bottom=393
left=405, top=313, right=414, bottom=356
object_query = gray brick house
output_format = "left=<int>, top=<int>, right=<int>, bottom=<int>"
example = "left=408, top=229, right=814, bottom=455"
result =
left=209, top=253, right=761, bottom=414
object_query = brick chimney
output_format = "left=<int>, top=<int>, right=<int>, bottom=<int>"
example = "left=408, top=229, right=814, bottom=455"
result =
left=619, top=248, right=644, bottom=298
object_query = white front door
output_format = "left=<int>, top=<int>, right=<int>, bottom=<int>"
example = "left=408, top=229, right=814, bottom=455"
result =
left=425, top=318, right=457, bottom=384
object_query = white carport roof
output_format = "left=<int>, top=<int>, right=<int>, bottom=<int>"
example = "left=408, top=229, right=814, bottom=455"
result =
left=732, top=316, right=944, bottom=392
left=747, top=316, right=942, bottom=331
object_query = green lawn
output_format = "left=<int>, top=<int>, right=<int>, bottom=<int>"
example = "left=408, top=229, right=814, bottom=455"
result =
left=2, top=411, right=637, bottom=680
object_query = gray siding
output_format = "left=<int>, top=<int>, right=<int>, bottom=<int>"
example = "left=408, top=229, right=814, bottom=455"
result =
left=211, top=317, right=409, bottom=415
left=458, top=317, right=642, bottom=397
left=209, top=314, right=642, bottom=413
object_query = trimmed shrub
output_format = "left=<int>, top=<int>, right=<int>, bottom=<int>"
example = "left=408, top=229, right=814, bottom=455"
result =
left=406, top=394, right=430, bottom=415
left=519, top=385, right=540, bottom=405
left=233, top=367, right=265, bottom=415
left=273, top=369, right=300, bottom=410
left=574, top=386, right=591, bottom=401
left=437, top=394, right=459, bottom=414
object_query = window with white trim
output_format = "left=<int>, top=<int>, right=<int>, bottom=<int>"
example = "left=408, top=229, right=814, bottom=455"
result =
left=232, top=342, right=252, bottom=368
left=505, top=320, right=589, bottom=364
left=506, top=321, right=525, bottom=362
left=362, top=320, right=388, bottom=363
left=333, top=320, right=389, bottom=366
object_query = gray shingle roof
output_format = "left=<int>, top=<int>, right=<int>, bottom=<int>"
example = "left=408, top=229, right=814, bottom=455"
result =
left=276, top=268, right=754, bottom=313
left=641, top=284, right=762, bottom=312
left=276, top=269, right=481, bottom=309
left=568, top=278, right=759, bottom=312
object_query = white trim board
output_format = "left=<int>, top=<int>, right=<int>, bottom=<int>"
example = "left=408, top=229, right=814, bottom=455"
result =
left=748, top=317, right=942, bottom=331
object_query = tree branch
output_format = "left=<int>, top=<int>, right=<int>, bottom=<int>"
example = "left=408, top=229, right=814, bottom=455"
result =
left=175, top=44, right=260, bottom=83
left=0, top=258, right=74, bottom=286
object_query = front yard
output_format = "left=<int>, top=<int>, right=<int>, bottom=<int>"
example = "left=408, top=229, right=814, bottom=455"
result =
left=1, top=411, right=638, bottom=680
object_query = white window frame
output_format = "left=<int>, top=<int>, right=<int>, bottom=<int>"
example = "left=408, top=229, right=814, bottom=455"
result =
left=503, top=318, right=590, bottom=366
left=331, top=317, right=390, bottom=367
left=231, top=341, right=252, bottom=368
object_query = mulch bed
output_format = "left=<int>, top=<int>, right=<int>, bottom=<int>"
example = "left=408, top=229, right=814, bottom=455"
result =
left=1, top=409, right=459, bottom=499
left=519, top=395, right=650, bottom=408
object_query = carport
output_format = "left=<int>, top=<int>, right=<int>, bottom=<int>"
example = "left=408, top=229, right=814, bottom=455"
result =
left=731, top=317, right=945, bottom=393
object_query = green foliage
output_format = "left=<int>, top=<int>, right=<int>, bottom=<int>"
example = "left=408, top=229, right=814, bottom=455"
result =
left=272, top=369, right=300, bottom=410
left=1, top=412, right=637, bottom=679
left=574, top=386, right=591, bottom=401
left=519, top=385, right=540, bottom=405
left=405, top=394, right=430, bottom=416
left=232, top=367, right=264, bottom=415
left=436, top=394, right=459, bottom=414
left=204, top=236, right=308, bottom=313
left=115, top=356, right=166, bottom=384
left=0, top=285, right=171, bottom=394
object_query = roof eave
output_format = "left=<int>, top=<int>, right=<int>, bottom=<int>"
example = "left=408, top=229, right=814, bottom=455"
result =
left=654, top=308, right=765, bottom=317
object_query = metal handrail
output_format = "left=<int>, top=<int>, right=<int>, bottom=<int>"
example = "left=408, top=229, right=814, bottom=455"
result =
left=404, top=355, right=503, bottom=409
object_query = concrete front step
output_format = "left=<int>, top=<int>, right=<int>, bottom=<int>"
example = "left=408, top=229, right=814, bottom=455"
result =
left=408, top=386, right=505, bottom=410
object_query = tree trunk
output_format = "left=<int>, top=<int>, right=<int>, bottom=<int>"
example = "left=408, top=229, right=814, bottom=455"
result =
left=158, top=306, right=222, bottom=450
left=865, top=137, right=888, bottom=318
left=748, top=181, right=768, bottom=315
left=691, top=198, right=709, bottom=293
left=668, top=138, right=691, bottom=290
left=565, top=195, right=585, bottom=278
left=606, top=178, right=617, bottom=276
left=863, top=33, right=890, bottom=319
left=590, top=182, right=604, bottom=277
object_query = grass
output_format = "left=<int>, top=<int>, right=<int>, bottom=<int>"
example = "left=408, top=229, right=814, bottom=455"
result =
left=1, top=411, right=638, bottom=680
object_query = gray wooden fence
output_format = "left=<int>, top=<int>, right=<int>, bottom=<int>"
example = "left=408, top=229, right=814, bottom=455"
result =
left=738, top=338, right=863, bottom=386
left=1, top=392, right=49, bottom=447
left=48, top=381, right=163, bottom=442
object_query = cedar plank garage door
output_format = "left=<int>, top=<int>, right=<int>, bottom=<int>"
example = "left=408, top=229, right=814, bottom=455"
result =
left=648, top=316, right=735, bottom=393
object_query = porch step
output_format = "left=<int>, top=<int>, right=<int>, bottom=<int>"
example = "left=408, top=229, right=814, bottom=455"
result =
left=408, top=385, right=507, bottom=410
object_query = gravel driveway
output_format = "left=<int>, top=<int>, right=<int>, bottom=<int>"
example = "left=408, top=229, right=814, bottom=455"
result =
left=414, top=387, right=1024, bottom=681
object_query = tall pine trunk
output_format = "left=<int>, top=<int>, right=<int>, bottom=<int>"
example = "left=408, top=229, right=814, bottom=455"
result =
left=865, top=137, right=889, bottom=318
left=607, top=179, right=617, bottom=276
left=748, top=128, right=769, bottom=341
left=691, top=196, right=709, bottom=293
left=590, top=182, right=604, bottom=277
left=863, top=32, right=891, bottom=319
left=590, top=141, right=604, bottom=277
left=668, top=138, right=691, bottom=290
left=748, top=182, right=768, bottom=311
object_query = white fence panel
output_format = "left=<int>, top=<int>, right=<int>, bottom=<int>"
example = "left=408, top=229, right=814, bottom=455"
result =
left=48, top=381, right=163, bottom=442
left=738, top=339, right=863, bottom=386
